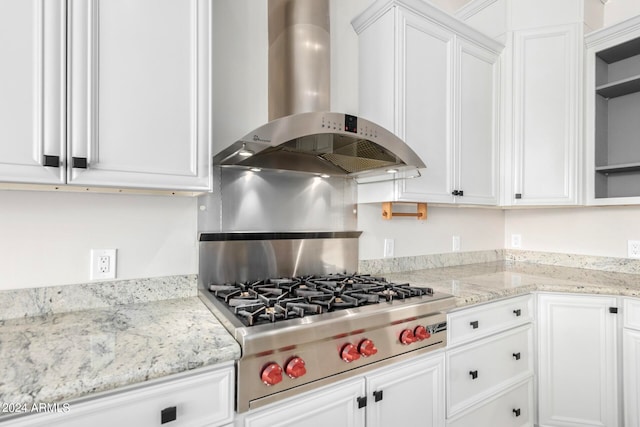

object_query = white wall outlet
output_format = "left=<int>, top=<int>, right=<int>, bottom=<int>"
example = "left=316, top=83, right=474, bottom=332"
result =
left=90, top=249, right=117, bottom=280
left=511, top=234, right=522, bottom=248
left=452, top=235, right=460, bottom=252
left=628, top=240, right=640, bottom=259
left=383, top=238, right=395, bottom=258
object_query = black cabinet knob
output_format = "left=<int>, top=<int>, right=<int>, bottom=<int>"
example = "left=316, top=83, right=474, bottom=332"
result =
left=458, top=190, right=463, bottom=196
left=513, top=352, right=521, bottom=360
left=513, top=309, right=522, bottom=317
left=43, top=155, right=60, bottom=167
left=161, top=406, right=177, bottom=424
left=452, top=190, right=459, bottom=196
left=469, top=370, right=478, bottom=380
left=357, top=396, right=367, bottom=408
left=373, top=390, right=383, bottom=402
left=470, top=320, right=479, bottom=329
left=513, top=408, right=521, bottom=417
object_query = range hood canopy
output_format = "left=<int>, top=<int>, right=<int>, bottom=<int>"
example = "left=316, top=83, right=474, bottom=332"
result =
left=212, top=0, right=426, bottom=178
left=213, top=112, right=425, bottom=177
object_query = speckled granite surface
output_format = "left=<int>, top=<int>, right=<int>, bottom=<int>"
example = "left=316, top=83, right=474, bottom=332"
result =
left=0, top=297, right=240, bottom=412
left=0, top=275, right=198, bottom=321
left=383, top=261, right=640, bottom=308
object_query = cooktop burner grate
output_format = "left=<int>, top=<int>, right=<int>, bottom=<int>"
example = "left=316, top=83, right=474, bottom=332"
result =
left=208, top=273, right=434, bottom=326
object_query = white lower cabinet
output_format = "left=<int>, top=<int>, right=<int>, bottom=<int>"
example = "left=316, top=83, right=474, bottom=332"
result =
left=446, top=296, right=534, bottom=424
left=5, top=363, right=234, bottom=427
left=446, top=379, right=533, bottom=427
left=624, top=299, right=640, bottom=427
left=537, top=293, right=618, bottom=427
left=237, top=351, right=445, bottom=427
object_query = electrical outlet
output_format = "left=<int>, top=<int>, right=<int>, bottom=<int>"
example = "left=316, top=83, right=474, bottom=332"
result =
left=91, top=249, right=117, bottom=280
left=452, top=236, right=460, bottom=252
left=511, top=234, right=522, bottom=248
left=629, top=240, right=640, bottom=259
left=383, top=239, right=394, bottom=258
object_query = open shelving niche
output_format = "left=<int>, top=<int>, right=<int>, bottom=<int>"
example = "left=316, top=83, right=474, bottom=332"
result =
left=594, top=35, right=640, bottom=199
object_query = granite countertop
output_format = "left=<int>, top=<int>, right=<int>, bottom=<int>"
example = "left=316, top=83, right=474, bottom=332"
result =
left=0, top=296, right=240, bottom=413
left=384, top=261, right=640, bottom=309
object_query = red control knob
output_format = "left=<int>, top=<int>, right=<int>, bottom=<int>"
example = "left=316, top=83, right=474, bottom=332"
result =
left=340, top=343, right=361, bottom=362
left=358, top=339, right=378, bottom=357
left=400, top=329, right=417, bottom=345
left=260, top=362, right=283, bottom=386
left=285, top=357, right=307, bottom=379
left=414, top=326, right=431, bottom=341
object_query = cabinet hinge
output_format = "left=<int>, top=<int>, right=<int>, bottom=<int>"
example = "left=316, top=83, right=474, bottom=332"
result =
left=357, top=396, right=367, bottom=408
left=609, top=307, right=618, bottom=314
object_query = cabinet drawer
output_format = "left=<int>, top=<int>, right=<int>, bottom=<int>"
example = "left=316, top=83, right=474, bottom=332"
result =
left=446, top=324, right=533, bottom=416
left=448, top=295, right=533, bottom=346
left=7, top=364, right=234, bottom=427
left=447, top=379, right=533, bottom=427
left=624, top=298, right=640, bottom=330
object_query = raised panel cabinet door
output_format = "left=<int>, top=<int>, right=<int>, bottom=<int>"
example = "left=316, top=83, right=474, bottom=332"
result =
left=394, top=9, right=455, bottom=203
left=0, top=0, right=65, bottom=184
left=366, top=352, right=445, bottom=427
left=67, top=0, right=211, bottom=191
left=242, top=378, right=366, bottom=427
left=512, top=24, right=580, bottom=205
left=623, top=328, right=640, bottom=427
left=456, top=39, right=499, bottom=205
left=537, top=293, right=618, bottom=427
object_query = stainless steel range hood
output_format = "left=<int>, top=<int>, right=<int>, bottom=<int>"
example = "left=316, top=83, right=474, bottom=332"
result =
left=212, top=0, right=425, bottom=178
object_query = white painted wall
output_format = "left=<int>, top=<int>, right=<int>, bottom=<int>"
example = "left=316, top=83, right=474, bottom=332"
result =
left=0, top=191, right=197, bottom=289
left=358, top=204, right=505, bottom=259
left=504, top=206, right=640, bottom=257
left=605, top=0, right=640, bottom=27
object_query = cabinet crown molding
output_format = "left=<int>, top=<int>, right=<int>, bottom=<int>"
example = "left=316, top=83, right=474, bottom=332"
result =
left=351, top=0, right=504, bottom=53
left=586, top=14, right=640, bottom=49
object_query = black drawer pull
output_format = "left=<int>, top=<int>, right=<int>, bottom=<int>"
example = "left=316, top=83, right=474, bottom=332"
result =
left=373, top=390, right=383, bottom=402
left=72, top=157, right=88, bottom=168
left=469, top=370, right=478, bottom=380
left=470, top=320, right=479, bottom=329
left=513, top=352, right=521, bottom=360
left=161, top=406, right=177, bottom=424
left=513, top=408, right=521, bottom=417
left=513, top=309, right=522, bottom=317
left=357, top=396, right=367, bottom=408
left=43, top=155, right=60, bottom=167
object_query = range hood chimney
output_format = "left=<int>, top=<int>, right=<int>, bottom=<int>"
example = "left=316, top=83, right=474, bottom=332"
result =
left=211, top=0, right=426, bottom=178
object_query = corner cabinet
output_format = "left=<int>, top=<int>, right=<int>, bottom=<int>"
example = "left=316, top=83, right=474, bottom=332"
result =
left=353, top=0, right=502, bottom=206
left=508, top=24, right=582, bottom=206
left=537, top=293, right=618, bottom=427
left=236, top=351, right=445, bottom=427
left=0, top=0, right=212, bottom=192
left=585, top=15, right=640, bottom=205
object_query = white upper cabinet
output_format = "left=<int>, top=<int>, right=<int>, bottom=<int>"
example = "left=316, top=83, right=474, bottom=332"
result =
left=67, top=0, right=211, bottom=190
left=0, top=0, right=66, bottom=184
left=0, top=0, right=211, bottom=192
left=353, top=0, right=503, bottom=206
left=510, top=24, right=581, bottom=206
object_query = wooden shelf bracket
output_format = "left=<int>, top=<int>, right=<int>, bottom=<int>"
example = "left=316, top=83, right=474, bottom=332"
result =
left=381, top=202, right=427, bottom=220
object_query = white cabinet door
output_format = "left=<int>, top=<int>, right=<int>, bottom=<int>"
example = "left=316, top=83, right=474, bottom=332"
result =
left=456, top=39, right=499, bottom=205
left=67, top=0, right=211, bottom=191
left=537, top=294, right=618, bottom=427
left=511, top=24, right=581, bottom=206
left=366, top=352, right=445, bottom=427
left=241, top=378, right=365, bottom=427
left=0, top=0, right=65, bottom=184
left=393, top=9, right=455, bottom=204
left=623, top=328, right=640, bottom=427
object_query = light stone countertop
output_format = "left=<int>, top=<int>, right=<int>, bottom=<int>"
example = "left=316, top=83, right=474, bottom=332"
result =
left=384, top=261, right=640, bottom=308
left=0, top=297, right=240, bottom=413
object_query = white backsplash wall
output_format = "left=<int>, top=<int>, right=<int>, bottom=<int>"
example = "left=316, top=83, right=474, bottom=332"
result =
left=357, top=204, right=505, bottom=259
left=504, top=206, right=640, bottom=258
left=0, top=191, right=197, bottom=290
